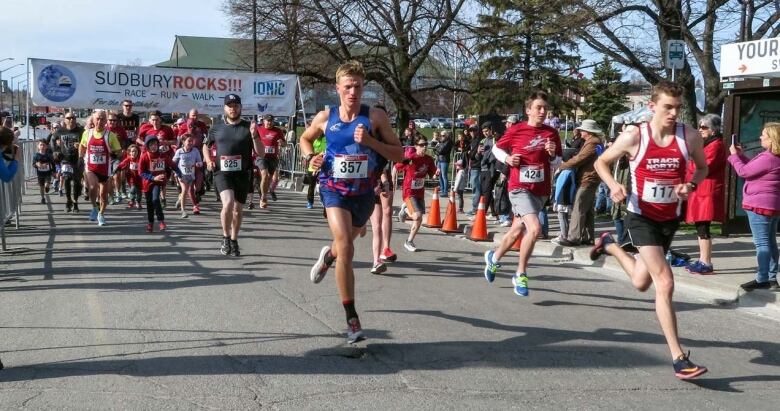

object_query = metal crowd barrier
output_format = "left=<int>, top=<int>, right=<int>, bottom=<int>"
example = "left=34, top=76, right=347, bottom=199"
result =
left=1, top=145, right=26, bottom=251
left=277, top=144, right=304, bottom=179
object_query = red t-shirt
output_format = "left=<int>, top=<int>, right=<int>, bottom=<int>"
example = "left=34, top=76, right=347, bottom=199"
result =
left=139, top=150, right=176, bottom=192
left=257, top=126, right=285, bottom=159
left=395, top=154, right=436, bottom=199
left=118, top=156, right=141, bottom=187
left=107, top=125, right=128, bottom=148
left=177, top=120, right=209, bottom=150
left=140, top=125, right=176, bottom=157
left=496, top=122, right=562, bottom=196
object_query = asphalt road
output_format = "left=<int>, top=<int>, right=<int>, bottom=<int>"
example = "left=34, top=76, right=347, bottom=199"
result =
left=1, top=189, right=779, bottom=409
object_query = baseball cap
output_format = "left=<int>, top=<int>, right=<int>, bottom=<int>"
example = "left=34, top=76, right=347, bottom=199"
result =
left=507, top=115, right=518, bottom=124
left=262, top=114, right=274, bottom=120
left=224, top=94, right=241, bottom=105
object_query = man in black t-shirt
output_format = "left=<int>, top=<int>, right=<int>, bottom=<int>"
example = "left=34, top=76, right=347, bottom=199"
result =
left=203, top=94, right=263, bottom=257
left=51, top=113, right=85, bottom=212
left=116, top=99, right=140, bottom=147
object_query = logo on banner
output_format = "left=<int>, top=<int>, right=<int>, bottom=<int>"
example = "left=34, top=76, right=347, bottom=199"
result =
left=257, top=102, right=268, bottom=112
left=38, top=64, right=77, bottom=102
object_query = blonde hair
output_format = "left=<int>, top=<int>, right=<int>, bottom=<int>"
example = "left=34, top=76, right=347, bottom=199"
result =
left=764, top=122, right=780, bottom=155
left=335, top=60, right=365, bottom=83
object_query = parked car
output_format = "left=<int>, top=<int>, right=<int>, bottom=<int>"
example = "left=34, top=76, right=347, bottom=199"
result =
left=413, top=119, right=432, bottom=129
left=430, top=117, right=453, bottom=129
left=454, top=120, right=465, bottom=129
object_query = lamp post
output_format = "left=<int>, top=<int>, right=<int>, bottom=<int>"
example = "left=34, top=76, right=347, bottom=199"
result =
left=0, top=63, right=24, bottom=112
left=9, top=73, right=26, bottom=121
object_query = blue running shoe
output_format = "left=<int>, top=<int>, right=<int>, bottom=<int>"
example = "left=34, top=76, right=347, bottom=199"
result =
left=306, top=201, right=313, bottom=209
left=89, top=207, right=98, bottom=221
left=483, top=250, right=500, bottom=283
left=673, top=351, right=707, bottom=380
left=685, top=260, right=714, bottom=275
left=512, top=274, right=529, bottom=296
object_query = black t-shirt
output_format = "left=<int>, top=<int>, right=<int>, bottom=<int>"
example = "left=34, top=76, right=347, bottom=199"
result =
left=32, top=152, right=54, bottom=175
left=207, top=120, right=253, bottom=172
left=117, top=113, right=140, bottom=131
left=52, top=125, right=84, bottom=164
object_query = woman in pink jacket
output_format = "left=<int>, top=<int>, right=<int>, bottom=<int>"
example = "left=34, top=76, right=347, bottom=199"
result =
left=728, top=122, right=780, bottom=291
left=685, top=114, right=728, bottom=275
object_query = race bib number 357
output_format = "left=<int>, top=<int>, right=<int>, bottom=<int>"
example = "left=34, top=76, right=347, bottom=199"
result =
left=642, top=179, right=679, bottom=204
left=333, top=154, right=368, bottom=179
left=220, top=155, right=242, bottom=172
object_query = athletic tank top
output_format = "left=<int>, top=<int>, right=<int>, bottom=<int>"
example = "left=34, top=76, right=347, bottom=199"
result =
left=319, top=105, right=380, bottom=196
left=86, top=129, right=111, bottom=176
left=627, top=123, right=689, bottom=222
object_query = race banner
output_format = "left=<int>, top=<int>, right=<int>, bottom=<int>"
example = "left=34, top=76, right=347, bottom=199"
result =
left=30, top=58, right=298, bottom=116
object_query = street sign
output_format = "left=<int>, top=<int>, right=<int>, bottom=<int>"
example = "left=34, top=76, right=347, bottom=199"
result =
left=720, top=38, right=780, bottom=78
left=666, top=40, right=686, bottom=70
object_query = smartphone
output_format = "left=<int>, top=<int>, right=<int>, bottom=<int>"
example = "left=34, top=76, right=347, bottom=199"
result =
left=731, top=134, right=737, bottom=146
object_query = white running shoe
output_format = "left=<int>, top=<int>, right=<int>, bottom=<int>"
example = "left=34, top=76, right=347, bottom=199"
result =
left=310, top=246, right=333, bottom=284
left=403, top=240, right=417, bottom=252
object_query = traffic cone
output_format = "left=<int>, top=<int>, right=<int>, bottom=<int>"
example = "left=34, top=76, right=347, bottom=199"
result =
left=440, top=190, right=461, bottom=233
left=509, top=231, right=523, bottom=251
left=423, top=187, right=442, bottom=228
left=468, top=196, right=489, bottom=241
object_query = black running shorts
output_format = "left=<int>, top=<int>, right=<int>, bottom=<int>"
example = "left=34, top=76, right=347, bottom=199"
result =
left=214, top=170, right=252, bottom=204
left=625, top=211, right=679, bottom=252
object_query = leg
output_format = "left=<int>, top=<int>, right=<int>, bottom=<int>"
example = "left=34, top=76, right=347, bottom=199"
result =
left=260, top=169, right=270, bottom=201
left=567, top=185, right=596, bottom=243
left=307, top=173, right=316, bottom=203
left=152, top=185, right=164, bottom=222
left=220, top=190, right=236, bottom=239
left=180, top=181, right=190, bottom=211
left=470, top=169, right=481, bottom=211
left=539, top=208, right=549, bottom=238
left=325, top=207, right=359, bottom=302
left=769, top=217, right=779, bottom=281
left=370, top=203, right=383, bottom=263
left=637, top=245, right=684, bottom=359
left=493, top=216, right=526, bottom=261
left=695, top=221, right=712, bottom=265
left=85, top=172, right=99, bottom=208
left=231, top=200, right=243, bottom=240
left=747, top=211, right=773, bottom=283
left=408, top=201, right=423, bottom=243
left=515, top=213, right=542, bottom=274
left=146, top=189, right=155, bottom=223
left=98, top=181, right=109, bottom=214
left=557, top=211, right=569, bottom=240
left=380, top=192, right=393, bottom=251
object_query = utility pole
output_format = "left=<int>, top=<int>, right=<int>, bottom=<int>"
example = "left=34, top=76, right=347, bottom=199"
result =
left=253, top=0, right=258, bottom=73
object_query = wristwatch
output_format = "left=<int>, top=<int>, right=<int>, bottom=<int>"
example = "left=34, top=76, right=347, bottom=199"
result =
left=304, top=153, right=315, bottom=162
left=687, top=181, right=698, bottom=191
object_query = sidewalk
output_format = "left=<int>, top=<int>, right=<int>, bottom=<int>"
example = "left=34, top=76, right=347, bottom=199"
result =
left=282, top=179, right=777, bottom=320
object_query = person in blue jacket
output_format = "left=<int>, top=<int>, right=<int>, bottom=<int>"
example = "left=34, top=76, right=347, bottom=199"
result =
left=0, top=127, right=20, bottom=183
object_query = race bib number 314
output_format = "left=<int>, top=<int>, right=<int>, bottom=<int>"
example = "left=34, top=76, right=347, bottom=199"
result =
left=333, top=154, right=368, bottom=179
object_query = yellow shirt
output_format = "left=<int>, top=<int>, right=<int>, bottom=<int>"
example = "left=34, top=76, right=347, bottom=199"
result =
left=80, top=129, right=122, bottom=153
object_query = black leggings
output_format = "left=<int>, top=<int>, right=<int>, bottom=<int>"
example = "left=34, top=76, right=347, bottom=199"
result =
left=695, top=221, right=711, bottom=240
left=146, top=185, right=165, bottom=223
left=63, top=172, right=82, bottom=206
left=307, top=172, right=319, bottom=203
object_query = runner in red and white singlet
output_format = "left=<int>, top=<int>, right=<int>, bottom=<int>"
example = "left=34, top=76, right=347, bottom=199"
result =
left=79, top=110, right=122, bottom=226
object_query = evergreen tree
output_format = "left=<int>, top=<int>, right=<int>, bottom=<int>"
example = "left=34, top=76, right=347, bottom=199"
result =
left=584, top=57, right=629, bottom=131
left=469, top=0, right=581, bottom=115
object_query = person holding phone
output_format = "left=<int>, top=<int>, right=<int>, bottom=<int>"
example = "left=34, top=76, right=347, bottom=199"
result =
left=0, top=126, right=20, bottom=183
left=728, top=122, right=780, bottom=291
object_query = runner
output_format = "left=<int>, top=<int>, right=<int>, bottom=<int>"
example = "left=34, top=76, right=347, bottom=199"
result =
left=117, top=144, right=143, bottom=209
left=50, top=112, right=84, bottom=212
left=32, top=139, right=55, bottom=204
left=395, top=135, right=438, bottom=252
left=300, top=60, right=403, bottom=343
left=173, top=134, right=203, bottom=218
left=369, top=105, right=397, bottom=274
left=589, top=81, right=709, bottom=380
left=256, top=114, right=286, bottom=208
left=139, top=135, right=181, bottom=232
left=79, top=110, right=123, bottom=226
left=106, top=112, right=128, bottom=205
left=116, top=100, right=140, bottom=201
left=139, top=111, right=177, bottom=208
left=203, top=94, right=263, bottom=256
left=178, top=109, right=209, bottom=203
left=482, top=91, right=562, bottom=297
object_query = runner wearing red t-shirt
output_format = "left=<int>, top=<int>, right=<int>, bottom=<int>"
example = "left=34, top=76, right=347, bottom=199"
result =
left=139, top=111, right=177, bottom=208
left=117, top=144, right=143, bottom=209
left=482, top=91, right=562, bottom=297
left=256, top=115, right=286, bottom=208
left=395, top=136, right=438, bottom=252
left=589, top=81, right=709, bottom=380
left=106, top=112, right=128, bottom=205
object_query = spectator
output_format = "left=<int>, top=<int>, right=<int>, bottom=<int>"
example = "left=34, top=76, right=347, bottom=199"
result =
left=684, top=114, right=728, bottom=275
left=465, top=125, right=484, bottom=215
left=0, top=127, right=21, bottom=183
left=728, top=122, right=780, bottom=291
left=435, top=130, right=453, bottom=193
left=553, top=119, right=603, bottom=246
left=285, top=121, right=297, bottom=148
left=478, top=122, right=499, bottom=219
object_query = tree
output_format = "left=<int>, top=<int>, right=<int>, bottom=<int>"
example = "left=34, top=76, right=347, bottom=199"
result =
left=469, top=0, right=582, bottom=115
left=223, top=0, right=468, bottom=130
left=584, top=57, right=629, bottom=131
left=570, top=0, right=780, bottom=124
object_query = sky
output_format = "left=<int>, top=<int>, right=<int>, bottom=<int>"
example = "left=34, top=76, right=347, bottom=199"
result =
left=0, top=0, right=234, bottom=87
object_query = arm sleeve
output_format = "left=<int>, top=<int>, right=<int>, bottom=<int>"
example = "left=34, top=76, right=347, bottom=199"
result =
left=0, top=159, right=17, bottom=182
left=728, top=152, right=770, bottom=179
left=491, top=143, right=509, bottom=164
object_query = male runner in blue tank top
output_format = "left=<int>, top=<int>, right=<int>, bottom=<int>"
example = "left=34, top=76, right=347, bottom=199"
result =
left=299, top=61, right=403, bottom=344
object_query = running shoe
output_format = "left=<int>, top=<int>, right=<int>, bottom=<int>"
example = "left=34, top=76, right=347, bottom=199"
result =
left=371, top=261, right=387, bottom=275
left=673, top=351, right=708, bottom=380
left=220, top=237, right=232, bottom=255
left=380, top=248, right=397, bottom=263
left=146, top=223, right=153, bottom=233
left=84, top=194, right=89, bottom=201
left=483, top=250, right=500, bottom=283
left=181, top=211, right=189, bottom=219
left=230, top=240, right=240, bottom=256
left=589, top=232, right=615, bottom=261
left=65, top=205, right=72, bottom=213
left=174, top=198, right=181, bottom=210
left=73, top=205, right=80, bottom=213
left=397, top=205, right=406, bottom=223
left=97, top=213, right=106, bottom=226
left=270, top=191, right=277, bottom=201
left=248, top=202, right=255, bottom=210
left=158, top=221, right=167, bottom=231
left=193, top=205, right=201, bottom=215
left=685, top=260, right=714, bottom=275
left=161, top=198, right=167, bottom=209
left=310, top=245, right=333, bottom=284
left=403, top=240, right=417, bottom=252
left=40, top=197, right=46, bottom=204
left=346, top=317, right=365, bottom=344
left=512, top=273, right=529, bottom=296
left=306, top=201, right=313, bottom=209
left=89, top=208, right=98, bottom=221
left=135, top=202, right=142, bottom=210
left=58, top=190, right=64, bottom=197
left=465, top=210, right=475, bottom=216
left=127, top=201, right=136, bottom=209
left=260, top=200, right=268, bottom=209
left=740, top=279, right=771, bottom=291
left=499, top=220, right=511, bottom=227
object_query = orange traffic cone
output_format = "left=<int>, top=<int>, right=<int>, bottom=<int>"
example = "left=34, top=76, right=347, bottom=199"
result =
left=509, top=231, right=523, bottom=251
left=468, top=195, right=489, bottom=241
left=423, top=187, right=442, bottom=228
left=440, top=190, right=462, bottom=233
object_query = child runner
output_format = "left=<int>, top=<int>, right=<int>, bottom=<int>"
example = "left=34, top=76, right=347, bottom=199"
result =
left=139, top=136, right=180, bottom=232
left=395, top=136, right=438, bottom=252
left=173, top=134, right=203, bottom=218
left=453, top=159, right=466, bottom=212
left=118, top=144, right=143, bottom=209
left=32, top=139, right=55, bottom=204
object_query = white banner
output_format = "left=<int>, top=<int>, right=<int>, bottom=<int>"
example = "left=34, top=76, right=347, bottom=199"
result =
left=30, top=58, right=298, bottom=116
left=720, top=38, right=780, bottom=78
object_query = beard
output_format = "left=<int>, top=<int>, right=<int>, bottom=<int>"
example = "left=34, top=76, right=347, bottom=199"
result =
left=226, top=110, right=242, bottom=122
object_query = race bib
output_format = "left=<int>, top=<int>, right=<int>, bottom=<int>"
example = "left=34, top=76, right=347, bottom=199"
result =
left=264, top=146, right=276, bottom=154
left=519, top=165, right=544, bottom=183
left=181, top=162, right=195, bottom=176
left=61, top=164, right=74, bottom=174
left=642, top=179, right=679, bottom=204
left=411, top=178, right=425, bottom=190
left=127, top=131, right=136, bottom=140
left=89, top=153, right=106, bottom=164
left=220, top=155, right=242, bottom=172
left=152, top=160, right=166, bottom=172
left=38, top=163, right=50, bottom=172
left=333, top=154, right=368, bottom=179
left=129, top=163, right=138, bottom=171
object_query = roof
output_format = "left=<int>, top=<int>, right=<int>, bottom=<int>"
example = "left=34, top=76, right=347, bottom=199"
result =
left=156, top=36, right=271, bottom=71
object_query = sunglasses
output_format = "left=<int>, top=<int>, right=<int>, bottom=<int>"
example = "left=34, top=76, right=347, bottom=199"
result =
left=698, top=125, right=709, bottom=130
left=123, top=105, right=133, bottom=108
left=416, top=143, right=427, bottom=147
left=64, top=117, right=75, bottom=120
left=108, top=119, right=117, bottom=122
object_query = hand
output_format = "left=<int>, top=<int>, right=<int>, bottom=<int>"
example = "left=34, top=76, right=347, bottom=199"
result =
left=729, top=143, right=742, bottom=155
left=195, top=162, right=203, bottom=168
left=153, top=174, right=165, bottom=182
left=675, top=183, right=692, bottom=201
left=477, top=145, right=484, bottom=154
left=250, top=120, right=258, bottom=138
left=353, top=124, right=371, bottom=145
left=609, top=184, right=627, bottom=204
left=434, top=169, right=441, bottom=177
left=507, top=154, right=521, bottom=167
left=310, top=153, right=324, bottom=169
left=206, top=161, right=215, bottom=171
left=545, top=139, right=556, bottom=156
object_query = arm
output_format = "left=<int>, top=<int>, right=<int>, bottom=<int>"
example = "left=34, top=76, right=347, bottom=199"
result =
left=729, top=152, right=774, bottom=179
left=560, top=139, right=597, bottom=170
left=594, top=127, right=639, bottom=203
left=252, top=130, right=265, bottom=158
left=0, top=158, right=17, bottom=182
left=139, top=157, right=155, bottom=181
left=685, top=126, right=708, bottom=186
left=299, top=110, right=329, bottom=169
left=361, top=108, right=403, bottom=162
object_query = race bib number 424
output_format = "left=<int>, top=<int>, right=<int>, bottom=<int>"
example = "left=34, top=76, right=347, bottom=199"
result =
left=220, top=155, right=242, bottom=172
left=519, top=165, right=544, bottom=183
left=642, top=179, right=679, bottom=204
left=333, top=154, right=368, bottom=179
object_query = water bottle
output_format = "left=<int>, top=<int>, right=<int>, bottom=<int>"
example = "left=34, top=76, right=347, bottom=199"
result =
left=665, top=251, right=673, bottom=265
